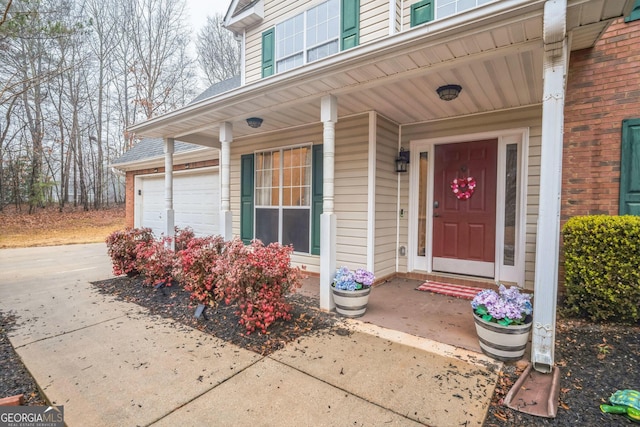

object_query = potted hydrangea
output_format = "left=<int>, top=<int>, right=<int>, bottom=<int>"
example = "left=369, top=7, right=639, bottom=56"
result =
left=331, top=266, right=375, bottom=317
left=471, top=284, right=533, bottom=361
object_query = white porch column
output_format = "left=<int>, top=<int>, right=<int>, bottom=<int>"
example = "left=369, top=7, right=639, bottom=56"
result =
left=219, top=122, right=233, bottom=240
left=531, top=0, right=567, bottom=373
left=320, top=95, right=338, bottom=311
left=164, top=138, right=175, bottom=250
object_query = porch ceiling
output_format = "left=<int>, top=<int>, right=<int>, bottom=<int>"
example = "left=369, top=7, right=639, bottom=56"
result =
left=130, top=0, right=632, bottom=147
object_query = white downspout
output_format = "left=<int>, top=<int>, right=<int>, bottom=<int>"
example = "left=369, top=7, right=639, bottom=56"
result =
left=531, top=0, right=567, bottom=374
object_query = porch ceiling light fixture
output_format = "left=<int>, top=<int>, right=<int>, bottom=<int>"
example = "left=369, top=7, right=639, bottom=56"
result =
left=246, top=117, right=263, bottom=128
left=436, top=84, right=462, bottom=101
left=395, top=147, right=410, bottom=173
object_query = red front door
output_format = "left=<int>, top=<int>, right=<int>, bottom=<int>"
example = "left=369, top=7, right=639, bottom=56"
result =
left=432, top=140, right=497, bottom=277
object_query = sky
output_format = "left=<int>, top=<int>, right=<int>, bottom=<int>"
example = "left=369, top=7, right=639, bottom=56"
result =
left=184, top=0, right=230, bottom=33
left=183, top=1, right=231, bottom=89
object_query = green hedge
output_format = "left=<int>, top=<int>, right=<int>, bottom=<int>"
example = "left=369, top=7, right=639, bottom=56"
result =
left=562, top=215, right=640, bottom=323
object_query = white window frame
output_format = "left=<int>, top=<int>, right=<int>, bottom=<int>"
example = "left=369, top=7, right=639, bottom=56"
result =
left=275, top=0, right=340, bottom=74
left=254, top=144, right=313, bottom=253
left=435, top=0, right=495, bottom=19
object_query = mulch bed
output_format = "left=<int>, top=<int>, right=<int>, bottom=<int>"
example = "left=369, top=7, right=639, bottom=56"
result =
left=484, top=319, right=640, bottom=426
left=92, top=276, right=343, bottom=356
left=0, top=313, right=47, bottom=406
left=1, top=275, right=639, bottom=427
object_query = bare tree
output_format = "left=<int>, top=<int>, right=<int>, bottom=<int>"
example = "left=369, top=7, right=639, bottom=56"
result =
left=129, top=0, right=196, bottom=119
left=0, top=0, right=201, bottom=211
left=85, top=0, right=122, bottom=208
left=196, top=13, right=240, bottom=85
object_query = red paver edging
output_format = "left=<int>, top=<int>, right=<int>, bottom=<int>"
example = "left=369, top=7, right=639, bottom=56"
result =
left=0, top=394, right=25, bottom=406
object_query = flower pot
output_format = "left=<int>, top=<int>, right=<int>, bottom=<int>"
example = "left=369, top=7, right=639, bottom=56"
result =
left=473, top=313, right=532, bottom=361
left=331, top=287, right=371, bottom=318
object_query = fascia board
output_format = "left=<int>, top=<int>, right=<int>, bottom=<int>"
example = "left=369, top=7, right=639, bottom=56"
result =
left=111, top=148, right=218, bottom=172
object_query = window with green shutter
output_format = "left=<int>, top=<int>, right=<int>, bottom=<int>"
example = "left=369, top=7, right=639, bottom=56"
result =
left=261, top=28, right=275, bottom=78
left=241, top=145, right=323, bottom=254
left=261, top=0, right=359, bottom=78
left=619, top=119, right=640, bottom=215
left=240, top=154, right=255, bottom=244
left=341, top=0, right=360, bottom=50
left=411, top=0, right=434, bottom=27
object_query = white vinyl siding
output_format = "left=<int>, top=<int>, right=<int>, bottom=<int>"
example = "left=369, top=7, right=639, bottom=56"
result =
left=400, top=106, right=542, bottom=290
left=334, top=115, right=370, bottom=267
left=360, top=0, right=390, bottom=44
left=374, top=115, right=401, bottom=279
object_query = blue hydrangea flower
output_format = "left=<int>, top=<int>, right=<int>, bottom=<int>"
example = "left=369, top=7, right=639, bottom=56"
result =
left=471, top=284, right=533, bottom=325
left=333, top=266, right=374, bottom=291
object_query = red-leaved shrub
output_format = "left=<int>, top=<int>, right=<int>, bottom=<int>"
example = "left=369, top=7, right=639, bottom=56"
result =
left=173, top=227, right=195, bottom=251
left=105, top=228, right=155, bottom=276
left=134, top=227, right=199, bottom=287
left=107, top=229, right=303, bottom=334
left=213, top=238, right=303, bottom=334
left=134, top=237, right=179, bottom=287
left=176, top=235, right=226, bottom=301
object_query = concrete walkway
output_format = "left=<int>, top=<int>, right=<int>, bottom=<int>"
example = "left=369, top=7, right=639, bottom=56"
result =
left=0, top=244, right=501, bottom=426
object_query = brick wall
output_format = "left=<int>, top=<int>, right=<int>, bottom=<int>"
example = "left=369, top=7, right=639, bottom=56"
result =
left=124, top=159, right=219, bottom=228
left=559, top=17, right=640, bottom=292
left=563, top=17, right=640, bottom=221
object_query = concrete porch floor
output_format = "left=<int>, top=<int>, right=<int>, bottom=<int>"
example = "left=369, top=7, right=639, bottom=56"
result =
left=299, top=276, right=483, bottom=355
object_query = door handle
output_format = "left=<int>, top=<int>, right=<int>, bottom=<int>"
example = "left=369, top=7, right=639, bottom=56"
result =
left=433, top=213, right=440, bottom=218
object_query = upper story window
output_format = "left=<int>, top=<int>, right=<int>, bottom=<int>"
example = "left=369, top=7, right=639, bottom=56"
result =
left=275, top=0, right=340, bottom=73
left=411, top=0, right=495, bottom=27
left=262, top=0, right=358, bottom=78
left=436, top=0, right=494, bottom=19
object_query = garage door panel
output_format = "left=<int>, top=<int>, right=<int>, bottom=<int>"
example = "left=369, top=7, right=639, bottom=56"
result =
left=137, top=171, right=219, bottom=238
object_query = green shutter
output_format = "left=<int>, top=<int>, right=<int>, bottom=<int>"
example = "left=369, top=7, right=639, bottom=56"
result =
left=625, top=0, right=640, bottom=22
left=410, top=0, right=434, bottom=27
left=240, top=154, right=254, bottom=243
left=341, top=0, right=360, bottom=50
left=619, top=119, right=640, bottom=215
left=261, top=28, right=275, bottom=78
left=311, top=145, right=323, bottom=255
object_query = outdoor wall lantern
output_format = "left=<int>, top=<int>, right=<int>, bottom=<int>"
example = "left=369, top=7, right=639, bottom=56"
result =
left=436, top=84, right=462, bottom=101
left=246, top=117, right=264, bottom=128
left=395, top=147, right=410, bottom=173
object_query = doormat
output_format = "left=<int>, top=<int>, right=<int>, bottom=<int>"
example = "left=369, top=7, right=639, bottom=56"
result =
left=416, top=281, right=484, bottom=300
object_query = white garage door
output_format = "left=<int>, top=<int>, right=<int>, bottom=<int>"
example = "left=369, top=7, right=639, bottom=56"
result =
left=135, top=170, right=220, bottom=238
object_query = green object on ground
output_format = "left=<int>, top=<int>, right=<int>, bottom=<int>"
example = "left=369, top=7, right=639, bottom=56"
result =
left=600, top=390, right=640, bottom=423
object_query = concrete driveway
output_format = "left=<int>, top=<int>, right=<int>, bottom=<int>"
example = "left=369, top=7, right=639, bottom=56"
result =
left=0, top=244, right=500, bottom=426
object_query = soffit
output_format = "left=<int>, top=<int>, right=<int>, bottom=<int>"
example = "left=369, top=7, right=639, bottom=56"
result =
left=131, top=0, right=632, bottom=146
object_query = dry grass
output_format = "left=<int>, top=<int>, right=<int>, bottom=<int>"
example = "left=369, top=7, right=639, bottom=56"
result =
left=0, top=205, right=126, bottom=248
